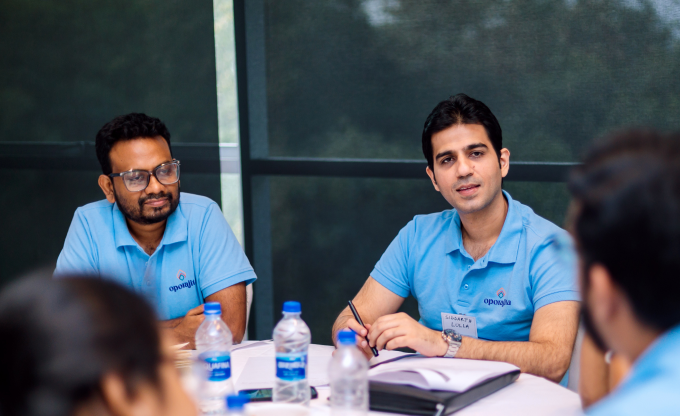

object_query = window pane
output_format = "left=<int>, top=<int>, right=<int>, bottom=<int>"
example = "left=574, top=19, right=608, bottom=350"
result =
left=0, top=0, right=218, bottom=143
left=270, top=176, right=570, bottom=345
left=265, top=0, right=680, bottom=161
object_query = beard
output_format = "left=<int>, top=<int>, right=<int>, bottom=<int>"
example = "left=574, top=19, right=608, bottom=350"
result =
left=114, top=187, right=180, bottom=225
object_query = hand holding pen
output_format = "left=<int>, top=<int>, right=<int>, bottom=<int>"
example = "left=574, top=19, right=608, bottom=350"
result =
left=348, top=300, right=379, bottom=357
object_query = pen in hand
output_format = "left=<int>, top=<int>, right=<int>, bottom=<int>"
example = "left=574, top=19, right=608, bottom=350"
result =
left=348, top=300, right=379, bottom=357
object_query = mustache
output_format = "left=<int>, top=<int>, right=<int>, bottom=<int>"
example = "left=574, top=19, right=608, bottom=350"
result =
left=138, top=192, right=172, bottom=207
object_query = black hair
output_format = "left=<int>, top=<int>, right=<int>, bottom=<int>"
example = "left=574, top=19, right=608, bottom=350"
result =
left=0, top=274, right=162, bottom=416
left=569, top=129, right=680, bottom=332
left=95, top=113, right=172, bottom=175
left=422, top=93, right=503, bottom=171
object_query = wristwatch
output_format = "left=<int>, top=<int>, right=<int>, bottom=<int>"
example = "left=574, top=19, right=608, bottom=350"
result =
left=441, top=329, right=462, bottom=358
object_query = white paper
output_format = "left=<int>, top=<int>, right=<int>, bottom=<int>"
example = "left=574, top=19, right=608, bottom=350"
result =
left=368, top=357, right=518, bottom=392
left=441, top=312, right=478, bottom=338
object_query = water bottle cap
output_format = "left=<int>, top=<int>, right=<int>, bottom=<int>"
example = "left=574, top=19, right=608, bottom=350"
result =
left=226, top=393, right=249, bottom=409
left=204, top=302, right=221, bottom=315
left=282, top=301, right=301, bottom=313
left=337, top=329, right=357, bottom=345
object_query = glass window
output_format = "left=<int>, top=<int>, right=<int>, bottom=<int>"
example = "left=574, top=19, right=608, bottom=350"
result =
left=0, top=0, right=219, bottom=144
left=264, top=0, right=680, bottom=161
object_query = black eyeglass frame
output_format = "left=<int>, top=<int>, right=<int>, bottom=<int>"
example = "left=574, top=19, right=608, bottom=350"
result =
left=108, top=159, right=181, bottom=192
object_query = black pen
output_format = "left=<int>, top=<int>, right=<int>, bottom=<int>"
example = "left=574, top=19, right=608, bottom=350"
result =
left=348, top=300, right=379, bottom=357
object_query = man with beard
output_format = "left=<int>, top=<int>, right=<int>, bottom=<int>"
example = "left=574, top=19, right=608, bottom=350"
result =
left=332, top=94, right=580, bottom=382
left=570, top=129, right=680, bottom=415
left=54, top=113, right=256, bottom=347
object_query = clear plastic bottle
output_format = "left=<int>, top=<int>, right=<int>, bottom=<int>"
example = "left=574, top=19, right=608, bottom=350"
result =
left=273, top=301, right=311, bottom=404
left=329, top=329, right=369, bottom=416
left=195, top=302, right=234, bottom=414
left=226, top=393, right=249, bottom=415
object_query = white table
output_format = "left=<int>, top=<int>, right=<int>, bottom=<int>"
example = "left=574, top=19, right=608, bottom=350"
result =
left=196, top=341, right=583, bottom=416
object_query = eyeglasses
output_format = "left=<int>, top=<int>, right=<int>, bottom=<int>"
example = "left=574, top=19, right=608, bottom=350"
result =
left=109, top=160, right=181, bottom=192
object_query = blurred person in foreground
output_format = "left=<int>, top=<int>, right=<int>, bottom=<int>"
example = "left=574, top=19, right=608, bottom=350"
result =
left=0, top=274, right=197, bottom=416
left=332, top=93, right=580, bottom=382
left=54, top=113, right=256, bottom=347
left=569, top=129, right=680, bottom=415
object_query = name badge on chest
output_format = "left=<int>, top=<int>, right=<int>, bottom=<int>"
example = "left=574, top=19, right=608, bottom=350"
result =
left=441, top=312, right=478, bottom=338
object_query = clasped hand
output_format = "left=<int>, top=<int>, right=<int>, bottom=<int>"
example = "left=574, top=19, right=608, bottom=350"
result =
left=345, top=312, right=447, bottom=358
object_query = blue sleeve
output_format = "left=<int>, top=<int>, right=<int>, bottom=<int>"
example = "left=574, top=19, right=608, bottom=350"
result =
left=198, top=202, right=257, bottom=298
left=530, top=231, right=581, bottom=310
left=370, top=220, right=414, bottom=298
left=54, top=209, right=99, bottom=278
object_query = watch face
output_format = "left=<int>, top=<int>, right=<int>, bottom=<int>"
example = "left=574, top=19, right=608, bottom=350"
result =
left=443, top=329, right=462, bottom=343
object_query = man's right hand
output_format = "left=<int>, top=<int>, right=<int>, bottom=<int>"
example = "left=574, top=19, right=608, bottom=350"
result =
left=338, top=316, right=376, bottom=360
left=171, top=304, right=205, bottom=349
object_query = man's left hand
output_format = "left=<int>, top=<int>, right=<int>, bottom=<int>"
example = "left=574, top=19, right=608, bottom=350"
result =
left=367, top=312, right=448, bottom=357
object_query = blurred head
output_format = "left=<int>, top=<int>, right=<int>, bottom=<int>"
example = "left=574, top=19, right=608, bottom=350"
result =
left=96, top=113, right=179, bottom=225
left=422, top=94, right=510, bottom=214
left=0, top=275, right=197, bottom=416
left=569, top=129, right=680, bottom=354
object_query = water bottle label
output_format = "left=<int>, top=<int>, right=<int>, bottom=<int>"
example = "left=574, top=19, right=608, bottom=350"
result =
left=199, top=353, right=231, bottom=381
left=276, top=352, right=307, bottom=381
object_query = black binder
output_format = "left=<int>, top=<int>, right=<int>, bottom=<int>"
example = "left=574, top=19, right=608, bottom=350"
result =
left=369, top=369, right=521, bottom=416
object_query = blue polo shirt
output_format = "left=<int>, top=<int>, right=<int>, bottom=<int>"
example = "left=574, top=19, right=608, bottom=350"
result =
left=54, top=193, right=256, bottom=320
left=587, top=324, right=680, bottom=415
left=370, top=191, right=579, bottom=341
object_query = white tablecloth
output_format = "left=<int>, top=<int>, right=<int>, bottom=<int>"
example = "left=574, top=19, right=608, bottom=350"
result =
left=203, top=341, right=583, bottom=416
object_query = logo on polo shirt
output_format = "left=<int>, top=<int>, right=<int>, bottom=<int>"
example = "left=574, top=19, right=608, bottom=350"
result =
left=169, top=278, right=196, bottom=293
left=484, top=287, right=511, bottom=307
left=170, top=270, right=195, bottom=293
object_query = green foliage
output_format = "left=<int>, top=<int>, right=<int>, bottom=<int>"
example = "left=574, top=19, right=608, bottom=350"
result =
left=265, top=0, right=680, bottom=161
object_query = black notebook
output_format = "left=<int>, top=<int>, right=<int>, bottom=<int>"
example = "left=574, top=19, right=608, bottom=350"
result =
left=367, top=355, right=521, bottom=415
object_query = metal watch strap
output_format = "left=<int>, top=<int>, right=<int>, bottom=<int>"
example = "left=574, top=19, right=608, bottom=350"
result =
left=442, top=329, right=462, bottom=358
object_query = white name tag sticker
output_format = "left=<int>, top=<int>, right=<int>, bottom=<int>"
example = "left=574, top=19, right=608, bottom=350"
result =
left=441, top=312, right=478, bottom=338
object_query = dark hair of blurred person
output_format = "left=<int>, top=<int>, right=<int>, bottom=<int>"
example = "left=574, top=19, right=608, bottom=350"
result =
left=574, top=130, right=673, bottom=408
left=96, top=113, right=172, bottom=175
left=0, top=274, right=197, bottom=416
left=422, top=93, right=503, bottom=171
left=569, top=129, right=680, bottom=415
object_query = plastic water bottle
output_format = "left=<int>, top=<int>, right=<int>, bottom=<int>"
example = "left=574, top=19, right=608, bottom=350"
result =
left=273, top=301, right=311, bottom=404
left=195, top=302, right=234, bottom=414
left=226, top=393, right=249, bottom=415
left=329, top=329, right=369, bottom=416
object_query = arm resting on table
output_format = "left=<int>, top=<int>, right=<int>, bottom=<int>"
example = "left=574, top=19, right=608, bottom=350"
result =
left=456, top=300, right=580, bottom=383
left=158, top=282, right=246, bottom=348
left=206, top=281, right=247, bottom=344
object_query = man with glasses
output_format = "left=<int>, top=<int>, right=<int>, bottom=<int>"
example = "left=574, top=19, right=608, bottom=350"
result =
left=54, top=113, right=256, bottom=347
